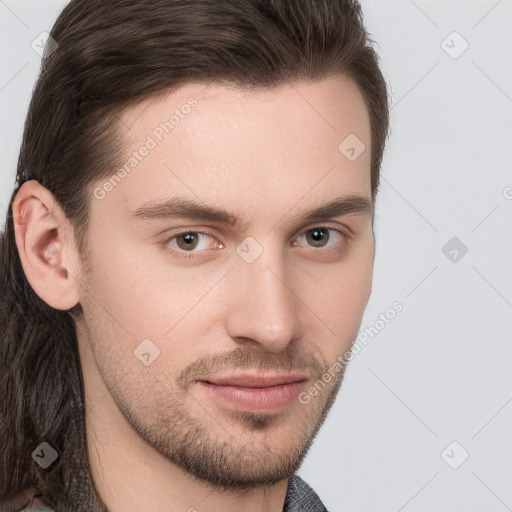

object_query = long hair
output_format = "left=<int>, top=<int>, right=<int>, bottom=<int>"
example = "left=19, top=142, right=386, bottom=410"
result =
left=0, top=0, right=390, bottom=509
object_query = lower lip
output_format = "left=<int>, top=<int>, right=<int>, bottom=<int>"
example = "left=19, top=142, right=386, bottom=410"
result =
left=199, top=381, right=306, bottom=411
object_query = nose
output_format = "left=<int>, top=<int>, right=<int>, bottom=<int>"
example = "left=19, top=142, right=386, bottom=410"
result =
left=224, top=247, right=305, bottom=353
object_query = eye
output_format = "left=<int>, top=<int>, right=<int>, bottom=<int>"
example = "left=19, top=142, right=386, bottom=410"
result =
left=292, top=227, right=348, bottom=250
left=163, top=231, right=223, bottom=258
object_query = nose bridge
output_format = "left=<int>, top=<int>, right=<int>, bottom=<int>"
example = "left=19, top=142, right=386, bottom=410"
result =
left=226, top=242, right=303, bottom=352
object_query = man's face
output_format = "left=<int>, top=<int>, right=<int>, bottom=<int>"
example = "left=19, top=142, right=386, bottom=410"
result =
left=75, top=76, right=374, bottom=489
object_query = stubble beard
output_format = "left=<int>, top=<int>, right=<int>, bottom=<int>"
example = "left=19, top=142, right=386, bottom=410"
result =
left=110, top=351, right=348, bottom=493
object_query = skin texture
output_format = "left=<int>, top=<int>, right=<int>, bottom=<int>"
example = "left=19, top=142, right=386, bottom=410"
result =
left=13, top=75, right=374, bottom=512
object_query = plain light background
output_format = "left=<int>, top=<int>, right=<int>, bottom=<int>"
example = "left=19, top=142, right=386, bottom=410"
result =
left=0, top=1, right=511, bottom=511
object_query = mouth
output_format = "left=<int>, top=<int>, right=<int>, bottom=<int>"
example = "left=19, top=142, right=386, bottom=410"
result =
left=197, top=372, right=309, bottom=411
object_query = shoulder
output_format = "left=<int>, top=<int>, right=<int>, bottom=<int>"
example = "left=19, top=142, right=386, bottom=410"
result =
left=283, top=474, right=329, bottom=512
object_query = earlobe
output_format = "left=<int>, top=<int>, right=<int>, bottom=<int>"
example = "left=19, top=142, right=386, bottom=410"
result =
left=12, top=180, right=81, bottom=311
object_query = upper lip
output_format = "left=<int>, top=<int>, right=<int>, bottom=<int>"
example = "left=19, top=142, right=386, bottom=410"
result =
left=201, top=372, right=309, bottom=388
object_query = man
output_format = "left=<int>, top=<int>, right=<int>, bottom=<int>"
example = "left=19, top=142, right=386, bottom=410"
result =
left=0, top=0, right=389, bottom=510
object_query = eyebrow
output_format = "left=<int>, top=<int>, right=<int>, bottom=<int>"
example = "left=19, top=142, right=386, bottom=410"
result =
left=129, top=194, right=373, bottom=231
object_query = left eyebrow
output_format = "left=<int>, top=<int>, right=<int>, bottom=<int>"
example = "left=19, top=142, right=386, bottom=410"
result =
left=287, top=195, right=373, bottom=229
left=128, top=194, right=373, bottom=232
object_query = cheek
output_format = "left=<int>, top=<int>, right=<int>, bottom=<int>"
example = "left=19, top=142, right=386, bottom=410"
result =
left=80, top=238, right=229, bottom=382
left=297, top=240, right=374, bottom=361
left=83, top=235, right=217, bottom=339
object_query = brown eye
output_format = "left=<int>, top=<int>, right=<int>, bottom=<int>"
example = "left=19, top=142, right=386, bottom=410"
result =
left=176, top=232, right=200, bottom=251
left=305, top=228, right=330, bottom=248
left=291, top=227, right=348, bottom=256
left=163, top=231, right=223, bottom=260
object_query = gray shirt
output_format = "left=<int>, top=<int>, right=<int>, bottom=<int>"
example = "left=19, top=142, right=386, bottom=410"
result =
left=283, top=474, right=329, bottom=512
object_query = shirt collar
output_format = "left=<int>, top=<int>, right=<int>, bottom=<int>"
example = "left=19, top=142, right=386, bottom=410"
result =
left=283, top=474, right=328, bottom=512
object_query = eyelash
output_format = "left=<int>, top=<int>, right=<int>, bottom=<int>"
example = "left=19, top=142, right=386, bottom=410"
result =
left=159, top=227, right=352, bottom=261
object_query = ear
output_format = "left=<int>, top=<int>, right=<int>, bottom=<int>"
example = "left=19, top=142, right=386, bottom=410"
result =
left=12, top=180, right=82, bottom=311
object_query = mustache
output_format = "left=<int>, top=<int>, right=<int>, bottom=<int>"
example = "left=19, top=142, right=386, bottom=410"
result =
left=177, top=345, right=328, bottom=388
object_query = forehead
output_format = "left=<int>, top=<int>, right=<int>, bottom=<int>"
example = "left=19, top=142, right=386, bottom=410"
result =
left=94, top=77, right=372, bottom=221
left=121, top=77, right=371, bottom=153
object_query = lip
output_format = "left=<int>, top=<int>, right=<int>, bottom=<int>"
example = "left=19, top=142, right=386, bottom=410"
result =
left=198, top=372, right=308, bottom=411
left=203, top=372, right=309, bottom=388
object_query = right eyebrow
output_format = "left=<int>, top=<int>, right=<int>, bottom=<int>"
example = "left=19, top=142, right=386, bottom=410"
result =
left=129, top=196, right=249, bottom=229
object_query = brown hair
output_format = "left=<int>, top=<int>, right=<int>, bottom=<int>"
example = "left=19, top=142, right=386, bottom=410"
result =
left=0, top=0, right=389, bottom=510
